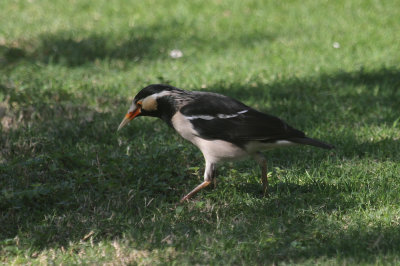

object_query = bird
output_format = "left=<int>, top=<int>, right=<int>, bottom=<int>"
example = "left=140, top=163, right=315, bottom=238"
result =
left=117, top=84, right=333, bottom=203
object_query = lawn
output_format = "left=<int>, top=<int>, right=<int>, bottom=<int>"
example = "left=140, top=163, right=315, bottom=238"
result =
left=1, top=0, right=400, bottom=264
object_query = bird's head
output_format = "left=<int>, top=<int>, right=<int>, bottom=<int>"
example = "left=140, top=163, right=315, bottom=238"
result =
left=117, top=84, right=185, bottom=131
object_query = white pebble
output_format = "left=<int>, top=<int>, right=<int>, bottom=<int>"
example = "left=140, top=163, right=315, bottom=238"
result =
left=333, top=42, right=340, bottom=49
left=169, top=49, right=183, bottom=58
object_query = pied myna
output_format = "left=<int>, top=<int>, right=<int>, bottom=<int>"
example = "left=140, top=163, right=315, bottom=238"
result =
left=118, top=84, right=333, bottom=203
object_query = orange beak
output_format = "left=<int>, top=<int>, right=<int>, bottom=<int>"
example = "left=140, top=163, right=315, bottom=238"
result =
left=117, top=107, right=141, bottom=131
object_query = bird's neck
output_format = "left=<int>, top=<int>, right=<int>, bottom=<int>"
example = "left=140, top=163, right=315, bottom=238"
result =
left=157, top=98, right=178, bottom=127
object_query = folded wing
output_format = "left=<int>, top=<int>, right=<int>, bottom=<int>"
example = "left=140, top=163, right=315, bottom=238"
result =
left=180, top=93, right=305, bottom=146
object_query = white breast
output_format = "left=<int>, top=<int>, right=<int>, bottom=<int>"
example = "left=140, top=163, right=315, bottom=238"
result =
left=171, top=112, right=248, bottom=163
left=171, top=112, right=198, bottom=143
left=192, top=137, right=248, bottom=163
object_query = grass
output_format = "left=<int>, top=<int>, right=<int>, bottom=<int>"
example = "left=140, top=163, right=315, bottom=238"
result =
left=1, top=0, right=400, bottom=264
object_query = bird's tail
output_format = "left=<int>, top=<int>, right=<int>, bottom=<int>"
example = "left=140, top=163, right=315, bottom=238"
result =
left=289, top=137, right=334, bottom=150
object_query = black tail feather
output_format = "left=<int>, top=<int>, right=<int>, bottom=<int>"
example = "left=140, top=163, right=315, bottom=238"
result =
left=289, top=137, right=334, bottom=150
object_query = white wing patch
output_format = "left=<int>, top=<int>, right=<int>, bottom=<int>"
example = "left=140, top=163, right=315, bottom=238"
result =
left=185, top=109, right=248, bottom=121
left=186, top=115, right=215, bottom=120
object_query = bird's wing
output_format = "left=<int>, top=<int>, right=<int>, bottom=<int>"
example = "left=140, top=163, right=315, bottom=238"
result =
left=180, top=93, right=305, bottom=145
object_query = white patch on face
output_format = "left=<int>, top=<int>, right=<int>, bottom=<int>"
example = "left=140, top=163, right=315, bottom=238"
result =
left=135, top=91, right=175, bottom=112
left=141, top=95, right=157, bottom=111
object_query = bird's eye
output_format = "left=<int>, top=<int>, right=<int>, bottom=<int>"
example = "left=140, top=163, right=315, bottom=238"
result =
left=136, top=101, right=142, bottom=107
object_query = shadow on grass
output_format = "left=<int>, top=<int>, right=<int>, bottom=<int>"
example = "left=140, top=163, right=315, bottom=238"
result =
left=0, top=22, right=274, bottom=67
left=208, top=67, right=400, bottom=127
left=0, top=45, right=27, bottom=64
left=208, top=187, right=400, bottom=263
left=1, top=67, right=400, bottom=262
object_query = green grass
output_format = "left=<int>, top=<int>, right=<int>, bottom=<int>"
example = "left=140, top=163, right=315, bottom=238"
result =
left=1, top=0, right=400, bottom=264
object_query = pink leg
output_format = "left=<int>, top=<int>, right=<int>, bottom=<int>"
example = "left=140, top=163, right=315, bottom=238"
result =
left=180, top=160, right=215, bottom=203
left=180, top=181, right=211, bottom=203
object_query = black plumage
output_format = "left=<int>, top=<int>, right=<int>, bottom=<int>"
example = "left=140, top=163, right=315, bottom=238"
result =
left=118, top=84, right=333, bottom=202
left=181, top=93, right=303, bottom=146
